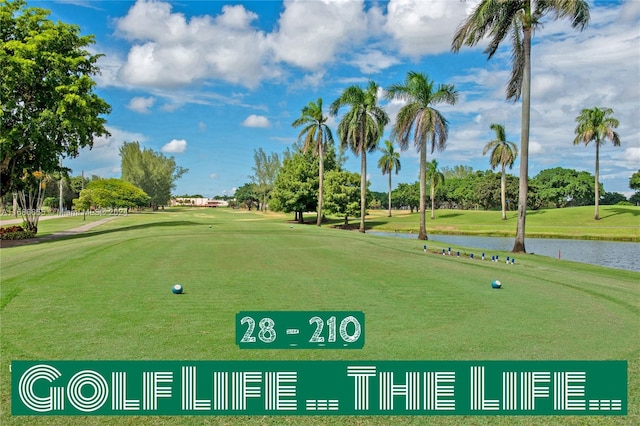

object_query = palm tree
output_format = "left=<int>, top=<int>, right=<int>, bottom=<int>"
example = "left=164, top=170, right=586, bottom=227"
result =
left=452, top=0, right=590, bottom=252
left=573, top=107, right=621, bottom=220
left=483, top=123, right=518, bottom=220
left=385, top=71, right=458, bottom=240
left=378, top=140, right=401, bottom=217
left=292, top=98, right=334, bottom=226
left=425, top=159, right=444, bottom=220
left=330, top=81, right=389, bottom=233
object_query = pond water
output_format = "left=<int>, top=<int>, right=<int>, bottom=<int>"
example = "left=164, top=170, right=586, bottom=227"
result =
left=370, top=232, right=640, bottom=272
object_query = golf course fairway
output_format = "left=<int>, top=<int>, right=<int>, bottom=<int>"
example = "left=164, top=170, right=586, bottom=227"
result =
left=1, top=207, right=638, bottom=425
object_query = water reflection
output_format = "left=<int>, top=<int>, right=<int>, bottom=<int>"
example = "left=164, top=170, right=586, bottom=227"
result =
left=370, top=232, right=639, bottom=272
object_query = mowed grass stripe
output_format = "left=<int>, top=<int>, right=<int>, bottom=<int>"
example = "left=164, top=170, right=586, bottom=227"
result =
left=1, top=207, right=638, bottom=425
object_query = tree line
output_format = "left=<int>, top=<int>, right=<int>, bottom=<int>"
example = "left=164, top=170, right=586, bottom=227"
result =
left=238, top=146, right=638, bottom=221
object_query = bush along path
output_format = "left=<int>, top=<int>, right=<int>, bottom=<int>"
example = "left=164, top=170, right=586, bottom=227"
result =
left=0, top=216, right=119, bottom=248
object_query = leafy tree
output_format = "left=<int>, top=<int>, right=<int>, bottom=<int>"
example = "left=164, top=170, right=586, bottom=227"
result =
left=441, top=173, right=481, bottom=209
left=601, top=192, right=627, bottom=206
left=442, top=165, right=474, bottom=179
left=630, top=170, right=640, bottom=191
left=385, top=71, right=458, bottom=240
left=425, top=159, right=445, bottom=219
left=120, top=141, right=187, bottom=210
left=43, top=197, right=58, bottom=210
left=377, top=140, right=401, bottom=217
left=174, top=194, right=204, bottom=198
left=368, top=191, right=387, bottom=210
left=483, top=124, right=518, bottom=220
left=452, top=0, right=590, bottom=252
left=73, top=178, right=149, bottom=211
left=292, top=98, right=334, bottom=225
left=630, top=171, right=640, bottom=205
left=473, top=171, right=499, bottom=210
left=270, top=149, right=319, bottom=223
left=392, top=182, right=420, bottom=212
left=251, top=148, right=280, bottom=211
left=566, top=171, right=598, bottom=207
left=233, top=183, right=259, bottom=210
left=0, top=0, right=111, bottom=197
left=323, top=170, right=362, bottom=227
left=573, top=107, right=621, bottom=220
left=331, top=81, right=389, bottom=233
left=472, top=170, right=518, bottom=211
left=533, top=167, right=598, bottom=208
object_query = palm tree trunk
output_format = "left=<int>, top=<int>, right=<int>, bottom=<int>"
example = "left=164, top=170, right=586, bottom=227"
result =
left=594, top=141, right=600, bottom=220
left=418, top=141, right=427, bottom=240
left=317, top=145, right=324, bottom=226
left=501, top=166, right=507, bottom=220
left=359, top=151, right=367, bottom=233
left=512, top=26, right=532, bottom=253
left=387, top=173, right=392, bottom=217
left=430, top=181, right=435, bottom=220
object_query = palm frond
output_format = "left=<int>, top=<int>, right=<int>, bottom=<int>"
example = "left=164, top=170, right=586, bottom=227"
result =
left=506, top=19, right=524, bottom=101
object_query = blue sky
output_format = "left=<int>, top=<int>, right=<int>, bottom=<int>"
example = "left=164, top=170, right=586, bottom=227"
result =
left=35, top=0, right=640, bottom=198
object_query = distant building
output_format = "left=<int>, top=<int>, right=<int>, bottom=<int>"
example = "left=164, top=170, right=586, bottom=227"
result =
left=171, top=197, right=228, bottom=208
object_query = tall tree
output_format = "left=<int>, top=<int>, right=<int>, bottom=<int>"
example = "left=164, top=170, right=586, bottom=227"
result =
left=377, top=140, right=401, bottom=217
left=120, top=141, right=188, bottom=210
left=392, top=182, right=420, bottom=213
left=233, top=183, right=259, bottom=210
left=330, top=81, right=389, bottom=233
left=630, top=170, right=640, bottom=206
left=385, top=71, right=458, bottom=240
left=425, top=159, right=445, bottom=220
left=270, top=149, right=319, bottom=224
left=483, top=123, right=518, bottom=220
left=251, top=148, right=280, bottom=211
left=323, top=169, right=362, bottom=227
left=630, top=171, right=640, bottom=191
left=452, top=0, right=590, bottom=252
left=573, top=107, right=621, bottom=220
left=292, top=98, right=334, bottom=225
left=0, top=0, right=111, bottom=197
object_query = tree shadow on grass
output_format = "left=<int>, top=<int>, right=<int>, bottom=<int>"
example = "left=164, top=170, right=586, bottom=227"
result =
left=436, top=212, right=464, bottom=219
left=599, top=207, right=640, bottom=219
left=1, top=220, right=206, bottom=248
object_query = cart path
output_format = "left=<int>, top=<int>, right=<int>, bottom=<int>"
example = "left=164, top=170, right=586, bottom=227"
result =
left=0, top=216, right=119, bottom=248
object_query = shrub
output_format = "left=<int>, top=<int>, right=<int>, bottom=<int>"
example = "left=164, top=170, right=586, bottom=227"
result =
left=0, top=225, right=36, bottom=240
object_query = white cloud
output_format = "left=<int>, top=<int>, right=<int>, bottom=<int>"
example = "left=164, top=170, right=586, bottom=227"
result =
left=383, top=0, right=479, bottom=57
left=348, top=50, right=400, bottom=74
left=64, top=126, right=147, bottom=178
left=268, top=0, right=368, bottom=70
left=209, top=173, right=218, bottom=179
left=242, top=114, right=270, bottom=128
left=611, top=147, right=640, bottom=171
left=161, top=139, right=187, bottom=153
left=127, top=96, right=155, bottom=114
left=116, top=1, right=274, bottom=88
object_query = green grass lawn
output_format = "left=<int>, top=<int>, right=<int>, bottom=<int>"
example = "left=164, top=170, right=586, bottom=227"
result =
left=1, top=208, right=638, bottom=425
left=358, top=205, right=640, bottom=241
